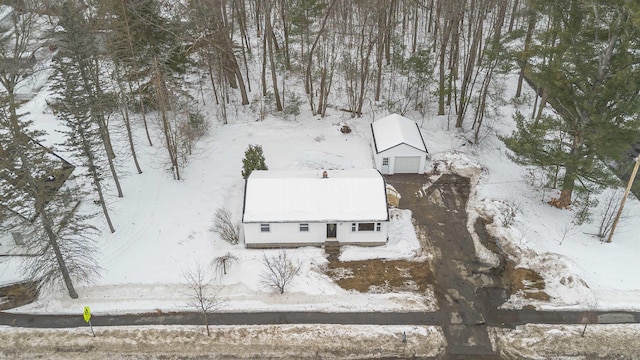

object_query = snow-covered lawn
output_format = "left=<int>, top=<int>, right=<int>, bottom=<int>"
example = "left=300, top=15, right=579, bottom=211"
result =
left=1, top=71, right=639, bottom=316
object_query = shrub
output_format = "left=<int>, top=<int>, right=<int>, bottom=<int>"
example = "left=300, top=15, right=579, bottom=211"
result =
left=242, top=144, right=268, bottom=179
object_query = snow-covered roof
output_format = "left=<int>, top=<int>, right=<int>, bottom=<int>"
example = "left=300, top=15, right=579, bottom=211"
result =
left=242, top=169, right=388, bottom=223
left=371, top=114, right=427, bottom=153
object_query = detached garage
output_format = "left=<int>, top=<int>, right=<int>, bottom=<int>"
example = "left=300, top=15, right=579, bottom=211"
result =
left=371, top=114, right=428, bottom=175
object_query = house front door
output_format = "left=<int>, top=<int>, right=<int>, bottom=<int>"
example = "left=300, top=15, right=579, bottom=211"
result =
left=326, top=223, right=337, bottom=238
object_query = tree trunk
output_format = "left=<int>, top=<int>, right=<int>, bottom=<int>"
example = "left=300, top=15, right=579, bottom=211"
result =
left=40, top=209, right=79, bottom=299
left=204, top=311, right=210, bottom=336
left=557, top=132, right=583, bottom=208
left=304, top=0, right=337, bottom=112
left=279, top=0, right=291, bottom=70
left=206, top=53, right=220, bottom=106
left=318, top=67, right=326, bottom=114
left=261, top=30, right=268, bottom=97
left=455, top=11, right=483, bottom=128
left=508, top=0, right=519, bottom=32
left=265, top=0, right=283, bottom=112
left=89, top=58, right=123, bottom=198
left=119, top=96, right=143, bottom=174
left=437, top=5, right=453, bottom=116
left=213, top=3, right=250, bottom=105
left=78, top=123, right=116, bottom=233
left=356, top=32, right=375, bottom=117
left=374, top=4, right=386, bottom=102
left=535, top=88, right=548, bottom=121
left=154, top=58, right=180, bottom=180
left=412, top=2, right=420, bottom=53
left=119, top=1, right=152, bottom=146
left=515, top=10, right=536, bottom=98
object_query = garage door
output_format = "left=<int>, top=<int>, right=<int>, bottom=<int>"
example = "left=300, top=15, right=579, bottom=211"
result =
left=394, top=156, right=421, bottom=173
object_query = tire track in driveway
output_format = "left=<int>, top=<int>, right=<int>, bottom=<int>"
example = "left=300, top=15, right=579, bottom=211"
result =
left=386, top=174, right=501, bottom=359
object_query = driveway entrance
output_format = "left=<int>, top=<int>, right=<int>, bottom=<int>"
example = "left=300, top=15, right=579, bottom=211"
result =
left=385, top=173, right=505, bottom=358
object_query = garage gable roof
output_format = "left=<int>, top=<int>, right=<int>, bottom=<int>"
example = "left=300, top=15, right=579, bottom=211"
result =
left=242, top=169, right=388, bottom=223
left=371, top=114, right=427, bottom=153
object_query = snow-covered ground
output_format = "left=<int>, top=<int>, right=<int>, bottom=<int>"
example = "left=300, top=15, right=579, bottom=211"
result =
left=1, top=52, right=639, bottom=317
left=0, top=324, right=445, bottom=359
left=492, top=324, right=640, bottom=359
left=1, top=322, right=638, bottom=359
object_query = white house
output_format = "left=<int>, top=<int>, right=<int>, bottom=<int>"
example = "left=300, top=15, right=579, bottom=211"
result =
left=242, top=169, right=389, bottom=248
left=371, top=114, right=428, bottom=174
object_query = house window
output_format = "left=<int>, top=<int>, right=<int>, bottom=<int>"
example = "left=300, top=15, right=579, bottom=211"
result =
left=300, top=223, right=309, bottom=232
left=351, top=223, right=356, bottom=232
left=357, top=223, right=375, bottom=231
left=376, top=223, right=381, bottom=232
left=382, top=158, right=389, bottom=166
left=260, top=224, right=270, bottom=232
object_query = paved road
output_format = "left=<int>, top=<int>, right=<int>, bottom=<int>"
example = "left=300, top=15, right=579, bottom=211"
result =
left=0, top=311, right=444, bottom=328
left=1, top=308, right=638, bottom=328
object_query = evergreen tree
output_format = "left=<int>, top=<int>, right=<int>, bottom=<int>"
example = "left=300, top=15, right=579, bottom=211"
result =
left=101, top=0, right=187, bottom=106
left=51, top=1, right=117, bottom=232
left=242, top=145, right=268, bottom=179
left=0, top=7, right=98, bottom=299
left=504, top=0, right=640, bottom=207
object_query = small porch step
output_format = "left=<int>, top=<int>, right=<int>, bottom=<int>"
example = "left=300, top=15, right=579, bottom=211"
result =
left=324, top=241, right=341, bottom=256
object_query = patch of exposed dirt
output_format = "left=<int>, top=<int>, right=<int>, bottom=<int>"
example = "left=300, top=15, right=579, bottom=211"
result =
left=325, top=258, right=434, bottom=293
left=504, top=261, right=550, bottom=301
left=475, top=218, right=549, bottom=302
left=0, top=280, right=39, bottom=311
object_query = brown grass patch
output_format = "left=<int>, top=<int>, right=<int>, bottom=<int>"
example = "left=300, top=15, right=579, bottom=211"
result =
left=0, top=281, right=39, bottom=310
left=326, top=258, right=434, bottom=293
left=505, top=261, right=550, bottom=301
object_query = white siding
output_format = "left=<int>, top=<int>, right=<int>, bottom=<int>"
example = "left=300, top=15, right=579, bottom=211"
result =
left=244, top=222, right=327, bottom=247
left=244, top=221, right=388, bottom=247
left=337, top=222, right=388, bottom=245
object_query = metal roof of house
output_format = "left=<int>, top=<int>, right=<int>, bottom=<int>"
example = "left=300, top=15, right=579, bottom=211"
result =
left=242, top=169, right=388, bottom=223
left=371, top=113, right=428, bottom=153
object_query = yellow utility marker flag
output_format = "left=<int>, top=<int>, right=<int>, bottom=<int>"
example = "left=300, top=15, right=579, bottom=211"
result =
left=83, top=306, right=91, bottom=323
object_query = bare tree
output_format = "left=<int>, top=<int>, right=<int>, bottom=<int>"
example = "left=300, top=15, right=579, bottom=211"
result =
left=304, top=0, right=337, bottom=114
left=260, top=251, right=301, bottom=294
left=152, top=58, right=208, bottom=180
left=214, top=252, right=239, bottom=276
left=213, top=207, right=239, bottom=245
left=597, top=190, right=626, bottom=240
left=263, top=0, right=283, bottom=112
left=558, top=220, right=578, bottom=246
left=183, top=263, right=225, bottom=336
left=153, top=56, right=180, bottom=180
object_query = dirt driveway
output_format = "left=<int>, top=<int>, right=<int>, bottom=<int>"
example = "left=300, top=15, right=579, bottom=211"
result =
left=385, top=173, right=504, bottom=358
